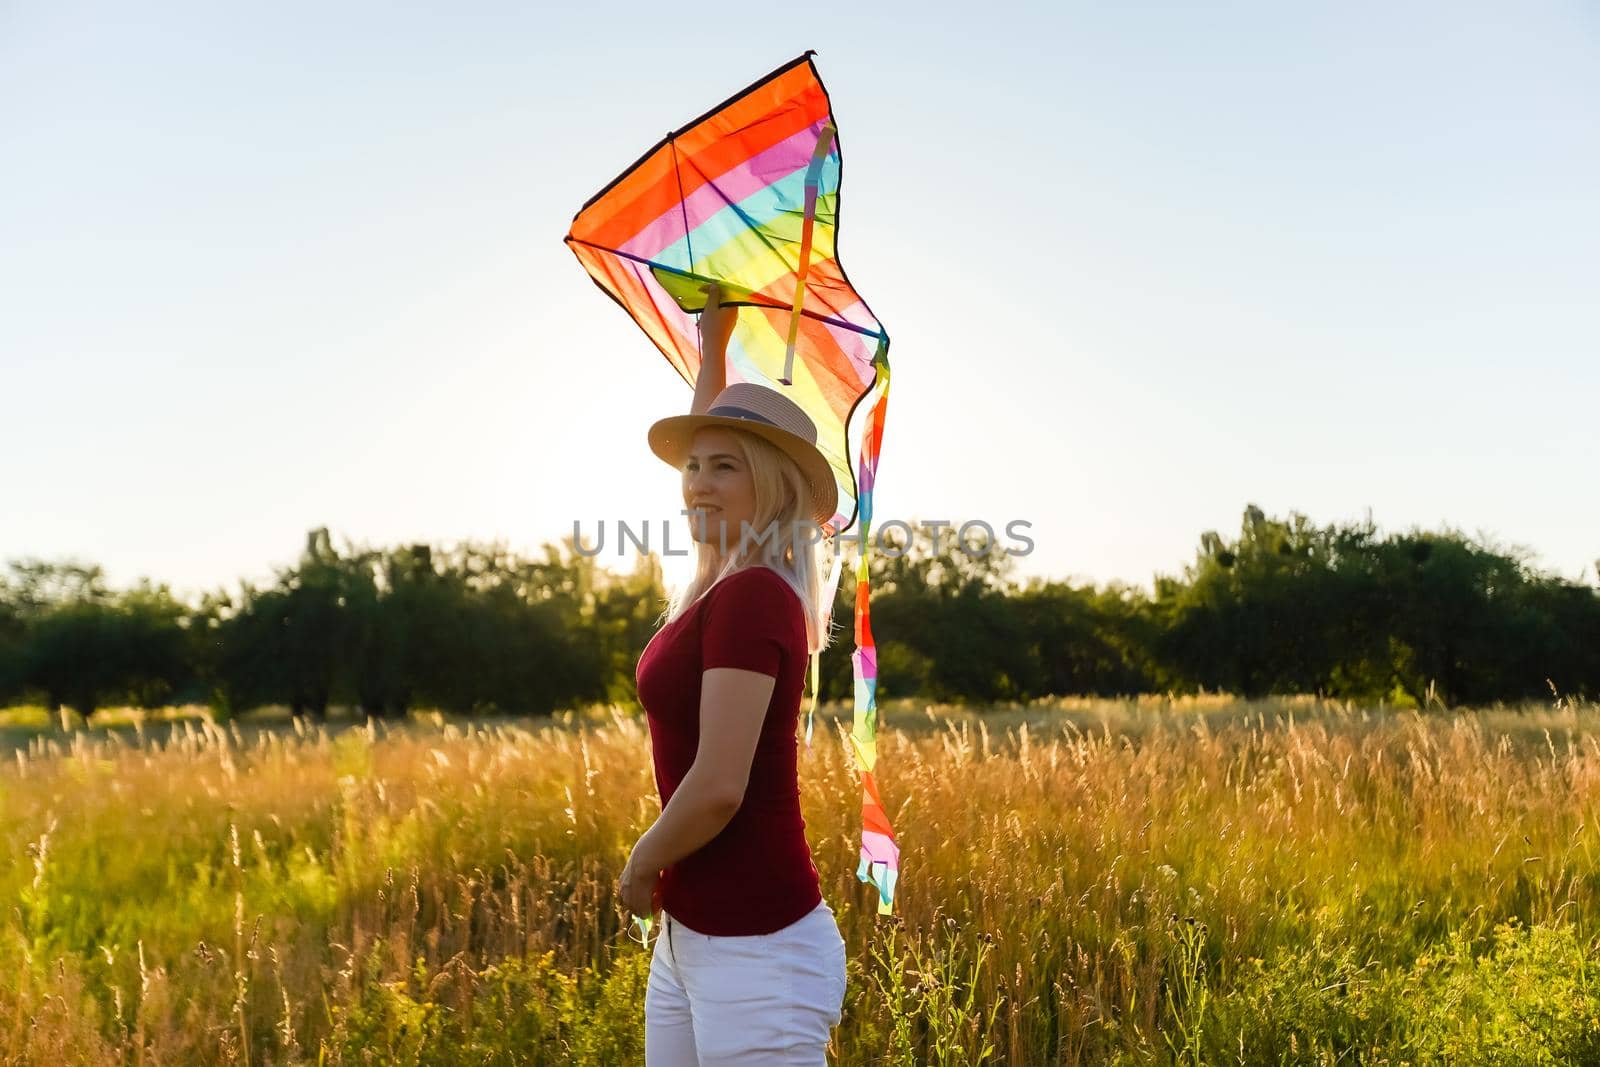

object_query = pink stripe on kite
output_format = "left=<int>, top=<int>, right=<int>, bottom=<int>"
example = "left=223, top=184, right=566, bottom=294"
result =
left=854, top=646, right=877, bottom=679
left=861, top=829, right=900, bottom=865
left=618, top=124, right=827, bottom=260
left=626, top=259, right=698, bottom=355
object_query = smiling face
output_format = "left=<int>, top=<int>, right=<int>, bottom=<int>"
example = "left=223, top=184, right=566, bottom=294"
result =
left=682, top=427, right=759, bottom=551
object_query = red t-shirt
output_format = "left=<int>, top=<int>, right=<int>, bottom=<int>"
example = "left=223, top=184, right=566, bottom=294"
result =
left=635, top=565, right=822, bottom=936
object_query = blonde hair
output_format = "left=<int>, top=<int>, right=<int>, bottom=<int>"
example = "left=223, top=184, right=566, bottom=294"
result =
left=663, top=427, right=833, bottom=654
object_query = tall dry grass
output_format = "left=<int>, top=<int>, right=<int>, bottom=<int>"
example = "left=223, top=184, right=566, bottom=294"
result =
left=1, top=696, right=1598, bottom=1063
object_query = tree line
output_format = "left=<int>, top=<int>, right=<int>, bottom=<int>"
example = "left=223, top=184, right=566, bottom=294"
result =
left=0, top=529, right=662, bottom=719
left=854, top=506, right=1599, bottom=707
left=1, top=508, right=1595, bottom=719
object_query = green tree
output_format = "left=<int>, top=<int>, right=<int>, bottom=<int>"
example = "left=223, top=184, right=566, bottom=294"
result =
left=1154, top=506, right=1361, bottom=697
left=1013, top=580, right=1159, bottom=696
left=1152, top=507, right=1600, bottom=705
left=17, top=580, right=190, bottom=718
left=826, top=523, right=1032, bottom=702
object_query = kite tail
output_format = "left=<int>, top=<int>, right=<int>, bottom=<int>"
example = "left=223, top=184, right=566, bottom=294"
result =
left=849, top=339, right=898, bottom=914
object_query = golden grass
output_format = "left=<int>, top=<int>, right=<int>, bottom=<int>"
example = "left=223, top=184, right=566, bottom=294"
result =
left=1, top=697, right=1598, bottom=1063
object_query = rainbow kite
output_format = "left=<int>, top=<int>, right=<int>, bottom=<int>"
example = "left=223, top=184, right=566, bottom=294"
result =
left=566, top=52, right=899, bottom=916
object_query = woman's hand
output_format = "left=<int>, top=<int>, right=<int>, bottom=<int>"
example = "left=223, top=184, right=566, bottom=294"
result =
left=699, top=281, right=736, bottom=356
left=618, top=840, right=663, bottom=919
left=691, top=281, right=734, bottom=415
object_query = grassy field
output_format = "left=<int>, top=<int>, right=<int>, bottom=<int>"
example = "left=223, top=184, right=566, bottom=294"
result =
left=1, top=695, right=1598, bottom=1064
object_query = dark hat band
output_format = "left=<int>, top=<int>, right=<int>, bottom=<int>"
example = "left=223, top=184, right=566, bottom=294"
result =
left=707, top=404, right=778, bottom=426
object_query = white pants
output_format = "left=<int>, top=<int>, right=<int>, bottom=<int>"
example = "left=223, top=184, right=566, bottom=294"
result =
left=644, top=899, right=847, bottom=1066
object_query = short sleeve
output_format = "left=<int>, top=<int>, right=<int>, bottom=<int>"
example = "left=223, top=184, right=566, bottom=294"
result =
left=701, top=569, right=799, bottom=677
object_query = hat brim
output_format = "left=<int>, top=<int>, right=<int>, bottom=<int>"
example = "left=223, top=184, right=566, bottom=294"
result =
left=648, top=414, right=839, bottom=528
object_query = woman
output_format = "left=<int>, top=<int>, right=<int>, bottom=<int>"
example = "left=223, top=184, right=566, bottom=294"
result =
left=619, top=284, right=849, bottom=1065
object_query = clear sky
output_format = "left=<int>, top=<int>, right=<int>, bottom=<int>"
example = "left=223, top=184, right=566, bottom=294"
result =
left=3, top=1, right=1596, bottom=602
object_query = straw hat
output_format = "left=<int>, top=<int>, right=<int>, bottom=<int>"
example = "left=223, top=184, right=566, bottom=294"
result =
left=648, top=383, right=838, bottom=526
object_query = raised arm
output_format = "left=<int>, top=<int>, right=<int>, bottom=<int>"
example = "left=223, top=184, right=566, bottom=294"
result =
left=690, top=282, right=735, bottom=415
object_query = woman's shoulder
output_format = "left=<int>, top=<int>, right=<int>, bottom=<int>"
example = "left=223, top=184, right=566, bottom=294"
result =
left=717, top=563, right=791, bottom=588
left=706, top=565, right=803, bottom=615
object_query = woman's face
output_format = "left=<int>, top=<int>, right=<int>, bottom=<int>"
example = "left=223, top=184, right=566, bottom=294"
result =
left=682, top=427, right=758, bottom=551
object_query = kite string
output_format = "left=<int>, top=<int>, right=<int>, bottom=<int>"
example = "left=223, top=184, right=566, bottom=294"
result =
left=804, top=546, right=847, bottom=747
